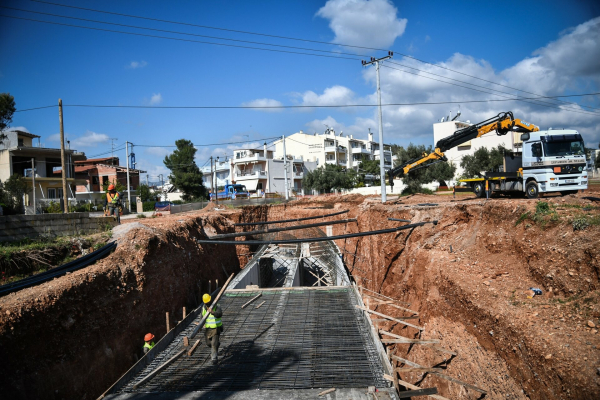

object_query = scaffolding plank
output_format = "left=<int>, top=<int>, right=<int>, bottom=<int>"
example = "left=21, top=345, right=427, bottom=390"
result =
left=397, top=378, right=449, bottom=400
left=379, top=329, right=440, bottom=344
left=356, top=306, right=424, bottom=331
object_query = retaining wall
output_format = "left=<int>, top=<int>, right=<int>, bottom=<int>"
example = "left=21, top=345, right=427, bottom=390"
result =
left=0, top=213, right=117, bottom=242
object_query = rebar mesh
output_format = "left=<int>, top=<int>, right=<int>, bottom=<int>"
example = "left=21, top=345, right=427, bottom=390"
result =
left=119, top=288, right=386, bottom=393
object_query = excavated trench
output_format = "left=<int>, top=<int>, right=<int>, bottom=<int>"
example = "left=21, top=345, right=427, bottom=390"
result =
left=1, top=196, right=599, bottom=400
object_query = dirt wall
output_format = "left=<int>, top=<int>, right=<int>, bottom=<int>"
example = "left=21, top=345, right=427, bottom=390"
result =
left=0, top=211, right=242, bottom=400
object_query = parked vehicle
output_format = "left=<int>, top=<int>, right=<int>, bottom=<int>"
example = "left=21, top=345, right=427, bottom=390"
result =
left=215, top=184, right=249, bottom=200
left=154, top=201, right=174, bottom=211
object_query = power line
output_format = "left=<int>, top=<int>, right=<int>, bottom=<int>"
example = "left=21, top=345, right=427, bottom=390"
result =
left=11, top=92, right=600, bottom=115
left=3, top=12, right=597, bottom=115
left=133, top=137, right=281, bottom=148
left=28, top=0, right=599, bottom=112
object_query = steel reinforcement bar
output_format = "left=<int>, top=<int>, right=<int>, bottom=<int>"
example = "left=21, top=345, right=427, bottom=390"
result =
left=209, top=218, right=356, bottom=239
left=197, top=221, right=437, bottom=246
left=234, top=209, right=349, bottom=226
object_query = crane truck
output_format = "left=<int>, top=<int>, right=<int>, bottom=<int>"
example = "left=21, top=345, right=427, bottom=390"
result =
left=387, top=111, right=588, bottom=199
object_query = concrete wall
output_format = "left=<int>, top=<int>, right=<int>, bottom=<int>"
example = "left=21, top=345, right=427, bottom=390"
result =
left=0, top=212, right=117, bottom=242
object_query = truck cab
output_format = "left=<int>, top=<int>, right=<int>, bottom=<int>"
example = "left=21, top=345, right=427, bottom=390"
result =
left=217, top=184, right=249, bottom=200
left=521, top=129, right=588, bottom=197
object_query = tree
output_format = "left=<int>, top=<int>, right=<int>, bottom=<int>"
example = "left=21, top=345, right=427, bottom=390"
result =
left=358, top=158, right=381, bottom=175
left=163, top=139, right=206, bottom=201
left=459, top=145, right=506, bottom=178
left=137, top=183, right=155, bottom=202
left=303, top=164, right=357, bottom=193
left=1, top=174, right=28, bottom=214
left=393, top=144, right=456, bottom=194
left=102, top=179, right=125, bottom=193
left=0, top=93, right=16, bottom=145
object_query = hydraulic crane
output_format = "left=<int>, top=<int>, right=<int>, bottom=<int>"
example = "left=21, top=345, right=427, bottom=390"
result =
left=387, top=111, right=539, bottom=189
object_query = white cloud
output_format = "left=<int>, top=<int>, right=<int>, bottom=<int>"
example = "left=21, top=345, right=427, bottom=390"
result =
left=316, top=0, right=407, bottom=49
left=305, top=116, right=376, bottom=139
left=348, top=16, right=600, bottom=147
left=149, top=93, right=163, bottom=105
left=67, top=131, right=110, bottom=149
left=241, top=98, right=284, bottom=112
left=4, top=126, right=30, bottom=133
left=294, top=85, right=359, bottom=108
left=145, top=147, right=172, bottom=158
left=127, top=60, right=148, bottom=69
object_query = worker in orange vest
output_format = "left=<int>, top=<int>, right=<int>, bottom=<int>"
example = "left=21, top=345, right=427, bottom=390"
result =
left=104, top=184, right=121, bottom=223
left=143, top=333, right=155, bottom=354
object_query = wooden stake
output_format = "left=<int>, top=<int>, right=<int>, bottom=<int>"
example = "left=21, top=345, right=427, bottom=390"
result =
left=392, top=355, right=486, bottom=394
left=241, top=293, right=262, bottom=309
left=255, top=300, right=266, bottom=309
left=356, top=306, right=424, bottom=331
left=396, top=378, right=449, bottom=400
left=188, top=339, right=200, bottom=356
left=183, top=337, right=189, bottom=347
left=183, top=307, right=187, bottom=319
left=318, top=388, right=336, bottom=396
left=166, top=312, right=170, bottom=332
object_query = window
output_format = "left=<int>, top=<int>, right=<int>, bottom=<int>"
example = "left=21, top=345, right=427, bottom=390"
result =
left=48, top=188, right=63, bottom=199
left=92, top=176, right=99, bottom=184
left=102, top=176, right=109, bottom=185
left=18, top=138, right=24, bottom=147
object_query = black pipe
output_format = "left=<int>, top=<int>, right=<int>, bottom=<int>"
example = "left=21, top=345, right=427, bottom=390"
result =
left=234, top=209, right=349, bottom=226
left=197, top=221, right=437, bottom=246
left=0, top=242, right=117, bottom=296
left=388, top=218, right=411, bottom=222
left=210, top=219, right=356, bottom=239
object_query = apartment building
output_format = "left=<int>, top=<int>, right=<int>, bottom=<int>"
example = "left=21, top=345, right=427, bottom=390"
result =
left=201, top=158, right=233, bottom=191
left=0, top=130, right=86, bottom=213
left=273, top=128, right=393, bottom=172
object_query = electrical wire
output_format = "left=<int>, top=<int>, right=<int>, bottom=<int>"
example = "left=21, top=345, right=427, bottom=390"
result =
left=133, top=136, right=280, bottom=148
left=27, top=0, right=600, bottom=112
left=3, top=11, right=598, bottom=116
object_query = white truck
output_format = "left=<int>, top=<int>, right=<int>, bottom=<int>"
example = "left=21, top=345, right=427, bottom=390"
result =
left=388, top=112, right=589, bottom=198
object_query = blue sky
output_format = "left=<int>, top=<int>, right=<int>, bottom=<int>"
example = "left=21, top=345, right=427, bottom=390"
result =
left=1, top=0, right=599, bottom=181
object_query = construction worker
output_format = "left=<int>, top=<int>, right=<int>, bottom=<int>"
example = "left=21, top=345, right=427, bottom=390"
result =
left=202, top=293, right=223, bottom=364
left=104, top=184, right=121, bottom=224
left=143, top=333, right=155, bottom=354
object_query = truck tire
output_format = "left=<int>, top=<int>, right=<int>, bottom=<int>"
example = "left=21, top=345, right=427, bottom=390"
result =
left=473, top=182, right=485, bottom=198
left=526, top=181, right=539, bottom=199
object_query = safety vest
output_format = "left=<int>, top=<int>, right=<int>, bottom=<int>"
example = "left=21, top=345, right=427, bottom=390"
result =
left=144, top=341, right=155, bottom=351
left=107, top=192, right=119, bottom=204
left=202, top=306, right=222, bottom=329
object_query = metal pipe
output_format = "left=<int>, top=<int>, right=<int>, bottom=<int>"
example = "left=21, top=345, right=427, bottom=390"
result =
left=209, top=218, right=356, bottom=240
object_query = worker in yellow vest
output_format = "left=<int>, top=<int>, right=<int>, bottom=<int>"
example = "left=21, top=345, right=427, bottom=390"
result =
left=143, top=333, right=155, bottom=354
left=104, top=184, right=121, bottom=223
left=202, top=293, right=223, bottom=364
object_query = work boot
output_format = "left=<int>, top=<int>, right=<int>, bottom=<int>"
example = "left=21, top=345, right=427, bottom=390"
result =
left=212, top=357, right=218, bottom=365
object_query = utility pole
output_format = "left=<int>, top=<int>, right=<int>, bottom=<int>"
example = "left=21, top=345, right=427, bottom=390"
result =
left=31, top=158, right=36, bottom=214
left=282, top=135, right=289, bottom=200
left=126, top=141, right=131, bottom=212
left=362, top=52, right=393, bottom=203
left=58, top=99, right=69, bottom=213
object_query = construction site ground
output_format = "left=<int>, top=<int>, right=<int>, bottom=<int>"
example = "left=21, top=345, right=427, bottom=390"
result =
left=1, top=188, right=599, bottom=399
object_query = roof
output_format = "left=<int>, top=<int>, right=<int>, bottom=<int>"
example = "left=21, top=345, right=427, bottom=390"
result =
left=75, top=157, right=119, bottom=164
left=10, top=130, right=41, bottom=139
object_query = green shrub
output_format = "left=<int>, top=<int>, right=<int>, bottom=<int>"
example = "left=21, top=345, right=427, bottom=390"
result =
left=573, top=217, right=590, bottom=231
left=43, top=201, right=62, bottom=214
left=137, top=213, right=146, bottom=218
left=535, top=201, right=550, bottom=214
left=142, top=201, right=155, bottom=212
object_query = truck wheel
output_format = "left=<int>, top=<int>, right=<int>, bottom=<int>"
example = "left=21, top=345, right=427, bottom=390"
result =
left=473, top=182, right=485, bottom=198
left=526, top=182, right=539, bottom=199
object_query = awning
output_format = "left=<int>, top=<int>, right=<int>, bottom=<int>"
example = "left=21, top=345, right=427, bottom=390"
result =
left=243, top=179, right=259, bottom=191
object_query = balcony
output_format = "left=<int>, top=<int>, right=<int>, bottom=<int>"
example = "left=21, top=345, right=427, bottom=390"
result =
left=325, top=146, right=347, bottom=154
left=373, top=149, right=392, bottom=157
left=294, top=171, right=304, bottom=179
left=234, top=153, right=266, bottom=163
left=351, top=147, right=370, bottom=154
left=235, top=170, right=267, bottom=180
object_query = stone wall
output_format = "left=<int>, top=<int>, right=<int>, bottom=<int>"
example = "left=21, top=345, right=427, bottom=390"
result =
left=0, top=213, right=117, bottom=242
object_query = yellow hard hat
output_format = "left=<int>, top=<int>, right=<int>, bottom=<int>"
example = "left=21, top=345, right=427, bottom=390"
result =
left=202, top=293, right=211, bottom=303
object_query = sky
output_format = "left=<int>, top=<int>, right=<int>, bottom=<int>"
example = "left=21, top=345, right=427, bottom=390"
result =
left=1, top=0, right=600, bottom=182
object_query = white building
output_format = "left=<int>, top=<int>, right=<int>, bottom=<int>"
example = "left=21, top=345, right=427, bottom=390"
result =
left=201, top=158, right=233, bottom=190
left=433, top=119, right=525, bottom=181
left=273, top=128, right=393, bottom=172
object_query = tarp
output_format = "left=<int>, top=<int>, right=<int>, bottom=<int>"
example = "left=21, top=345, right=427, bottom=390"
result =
left=243, top=179, right=259, bottom=191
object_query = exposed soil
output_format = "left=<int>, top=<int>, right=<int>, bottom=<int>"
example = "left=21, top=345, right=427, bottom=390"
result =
left=1, top=190, right=599, bottom=399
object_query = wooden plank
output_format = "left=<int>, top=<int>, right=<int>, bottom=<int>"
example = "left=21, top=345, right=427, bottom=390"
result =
left=132, top=349, right=185, bottom=389
left=183, top=337, right=189, bottom=347
left=397, top=388, right=438, bottom=398
left=241, top=293, right=262, bottom=309
left=254, top=300, right=266, bottom=309
left=422, top=344, right=458, bottom=356
left=358, top=286, right=411, bottom=305
left=382, top=339, right=440, bottom=344
left=356, top=306, right=424, bottom=331
left=187, top=339, right=200, bottom=356
left=383, top=374, right=394, bottom=382
left=397, top=378, right=449, bottom=400
left=379, top=329, right=440, bottom=344
left=166, top=312, right=170, bottom=333
left=392, top=356, right=487, bottom=394
left=318, top=388, right=336, bottom=396
left=367, top=297, right=419, bottom=315
left=397, top=367, right=443, bottom=373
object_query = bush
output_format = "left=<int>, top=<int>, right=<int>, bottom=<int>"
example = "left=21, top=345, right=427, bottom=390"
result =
left=572, top=217, right=590, bottom=231
left=137, top=213, right=146, bottom=218
left=535, top=201, right=550, bottom=214
left=401, top=186, right=434, bottom=195
left=43, top=201, right=62, bottom=214
left=142, top=201, right=155, bottom=212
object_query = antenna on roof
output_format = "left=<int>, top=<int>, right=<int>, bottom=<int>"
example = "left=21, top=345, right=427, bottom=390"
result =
left=109, top=138, right=118, bottom=165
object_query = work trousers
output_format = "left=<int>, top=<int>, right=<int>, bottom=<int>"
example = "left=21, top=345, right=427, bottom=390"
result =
left=204, top=327, right=222, bottom=360
left=108, top=206, right=120, bottom=223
